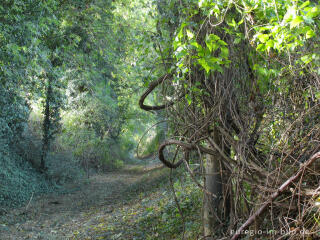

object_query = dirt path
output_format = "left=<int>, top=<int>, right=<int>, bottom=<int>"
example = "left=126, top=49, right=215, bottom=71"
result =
left=0, top=164, right=165, bottom=240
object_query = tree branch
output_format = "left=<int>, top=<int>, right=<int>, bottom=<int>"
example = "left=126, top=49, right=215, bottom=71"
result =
left=231, top=151, right=320, bottom=240
left=139, top=74, right=174, bottom=111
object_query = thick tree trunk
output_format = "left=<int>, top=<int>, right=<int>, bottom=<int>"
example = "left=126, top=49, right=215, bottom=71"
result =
left=203, top=128, right=223, bottom=239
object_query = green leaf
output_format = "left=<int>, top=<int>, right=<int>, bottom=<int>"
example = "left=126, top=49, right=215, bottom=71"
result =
left=265, top=40, right=274, bottom=48
left=217, top=40, right=228, bottom=46
left=182, top=67, right=189, bottom=74
left=173, top=38, right=181, bottom=50
left=290, top=16, right=304, bottom=29
left=256, top=44, right=267, bottom=52
left=301, top=54, right=312, bottom=64
left=177, top=23, right=188, bottom=39
left=299, top=1, right=310, bottom=9
left=186, top=30, right=194, bottom=39
left=190, top=41, right=202, bottom=50
left=220, top=47, right=229, bottom=58
left=206, top=34, right=220, bottom=42
left=174, top=45, right=188, bottom=60
left=227, top=18, right=237, bottom=27
left=197, top=58, right=211, bottom=73
left=306, top=6, right=320, bottom=18
left=206, top=42, right=218, bottom=52
left=215, top=64, right=223, bottom=73
left=257, top=34, right=269, bottom=43
left=185, top=94, right=192, bottom=105
left=177, top=29, right=184, bottom=39
left=234, top=38, right=241, bottom=44
left=306, top=29, right=315, bottom=39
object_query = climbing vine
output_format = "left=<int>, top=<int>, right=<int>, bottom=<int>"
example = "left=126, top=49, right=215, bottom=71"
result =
left=140, top=0, right=320, bottom=238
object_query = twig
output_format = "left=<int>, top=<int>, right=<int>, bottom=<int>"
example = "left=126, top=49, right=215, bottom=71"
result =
left=25, top=192, right=34, bottom=211
left=136, top=120, right=167, bottom=160
left=231, top=152, right=320, bottom=240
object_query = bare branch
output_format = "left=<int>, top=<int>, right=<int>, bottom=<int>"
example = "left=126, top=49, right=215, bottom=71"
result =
left=231, top=152, right=320, bottom=240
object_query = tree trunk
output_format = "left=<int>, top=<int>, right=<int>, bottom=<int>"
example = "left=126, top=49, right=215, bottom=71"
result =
left=203, top=127, right=223, bottom=239
left=40, top=75, right=53, bottom=172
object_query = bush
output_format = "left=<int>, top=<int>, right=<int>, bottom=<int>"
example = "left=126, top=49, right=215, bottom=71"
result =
left=56, top=109, right=132, bottom=171
left=46, top=151, right=85, bottom=185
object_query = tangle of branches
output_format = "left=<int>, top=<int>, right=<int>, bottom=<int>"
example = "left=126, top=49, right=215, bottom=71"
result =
left=139, top=4, right=320, bottom=239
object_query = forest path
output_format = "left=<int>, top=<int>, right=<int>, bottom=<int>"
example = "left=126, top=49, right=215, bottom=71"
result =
left=0, top=161, right=166, bottom=240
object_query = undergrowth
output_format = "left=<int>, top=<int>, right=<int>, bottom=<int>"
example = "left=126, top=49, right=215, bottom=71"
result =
left=0, top=149, right=54, bottom=208
left=0, top=123, right=86, bottom=208
left=75, top=167, right=202, bottom=239
left=135, top=174, right=202, bottom=240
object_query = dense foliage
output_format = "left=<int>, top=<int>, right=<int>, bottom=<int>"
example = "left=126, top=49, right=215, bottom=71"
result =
left=139, top=0, right=320, bottom=238
left=0, top=0, right=160, bottom=207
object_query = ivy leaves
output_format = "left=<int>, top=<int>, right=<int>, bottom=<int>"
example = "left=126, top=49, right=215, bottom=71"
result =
left=194, top=34, right=229, bottom=73
left=168, top=0, right=320, bottom=106
left=252, top=0, right=319, bottom=53
left=173, top=23, right=230, bottom=74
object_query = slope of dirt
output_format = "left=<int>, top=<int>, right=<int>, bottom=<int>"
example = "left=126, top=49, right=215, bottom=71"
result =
left=0, top=163, right=166, bottom=240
